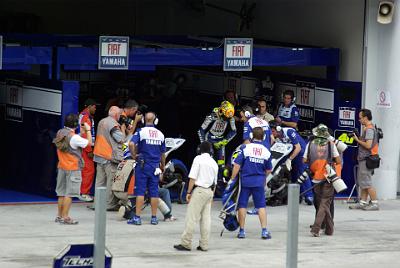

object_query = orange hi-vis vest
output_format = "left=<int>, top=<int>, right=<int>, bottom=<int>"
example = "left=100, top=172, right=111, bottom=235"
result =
left=56, top=128, right=84, bottom=171
left=366, top=124, right=379, bottom=155
left=308, top=141, right=342, bottom=181
left=93, top=116, right=124, bottom=163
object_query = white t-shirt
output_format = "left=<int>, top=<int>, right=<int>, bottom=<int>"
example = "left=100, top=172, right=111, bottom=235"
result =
left=188, top=153, right=218, bottom=188
left=70, top=134, right=89, bottom=150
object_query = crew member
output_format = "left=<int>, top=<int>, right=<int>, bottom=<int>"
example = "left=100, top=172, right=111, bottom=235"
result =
left=127, top=112, right=166, bottom=225
left=229, top=127, right=273, bottom=239
left=241, top=105, right=273, bottom=149
left=78, top=98, right=97, bottom=202
left=256, top=97, right=274, bottom=122
left=270, top=120, right=314, bottom=205
left=276, top=90, right=299, bottom=129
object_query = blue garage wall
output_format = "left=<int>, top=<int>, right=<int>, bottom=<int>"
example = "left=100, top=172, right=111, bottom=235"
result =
left=0, top=77, right=79, bottom=197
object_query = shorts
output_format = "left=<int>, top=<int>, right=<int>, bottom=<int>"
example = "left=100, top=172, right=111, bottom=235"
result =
left=238, top=186, right=266, bottom=209
left=357, top=160, right=373, bottom=189
left=134, top=165, right=159, bottom=198
left=56, top=169, right=82, bottom=197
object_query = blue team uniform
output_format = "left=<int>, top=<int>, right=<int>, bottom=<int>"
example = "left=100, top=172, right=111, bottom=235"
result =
left=234, top=142, right=272, bottom=209
left=243, top=116, right=272, bottom=149
left=280, top=127, right=313, bottom=198
left=131, top=125, right=166, bottom=198
left=277, top=103, right=300, bottom=124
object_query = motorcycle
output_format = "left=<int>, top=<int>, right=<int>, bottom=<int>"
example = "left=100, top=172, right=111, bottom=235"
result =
left=159, top=138, right=188, bottom=203
left=223, top=141, right=293, bottom=207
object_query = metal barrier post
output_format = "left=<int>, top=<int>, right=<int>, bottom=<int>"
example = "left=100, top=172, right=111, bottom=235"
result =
left=286, top=184, right=300, bottom=268
left=93, top=187, right=107, bottom=268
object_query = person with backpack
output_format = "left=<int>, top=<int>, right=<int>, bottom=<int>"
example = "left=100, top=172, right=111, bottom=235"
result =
left=349, top=109, right=381, bottom=211
left=53, top=113, right=92, bottom=224
left=303, top=124, right=342, bottom=237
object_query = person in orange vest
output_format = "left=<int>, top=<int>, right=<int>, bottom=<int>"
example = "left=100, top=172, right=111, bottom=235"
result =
left=303, top=124, right=341, bottom=237
left=349, top=109, right=380, bottom=211
left=93, top=106, right=127, bottom=211
left=53, top=113, right=92, bottom=224
left=78, top=99, right=98, bottom=202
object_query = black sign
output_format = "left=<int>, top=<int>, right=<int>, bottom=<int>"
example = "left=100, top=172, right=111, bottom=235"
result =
left=297, top=105, right=315, bottom=123
left=334, top=129, right=358, bottom=147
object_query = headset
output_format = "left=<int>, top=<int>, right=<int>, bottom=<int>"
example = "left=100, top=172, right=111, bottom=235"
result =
left=282, top=89, right=296, bottom=103
left=141, top=111, right=159, bottom=125
left=249, top=130, right=267, bottom=141
left=269, top=120, right=282, bottom=132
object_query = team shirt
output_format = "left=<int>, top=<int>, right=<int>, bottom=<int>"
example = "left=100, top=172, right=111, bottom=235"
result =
left=131, top=125, right=166, bottom=166
left=279, top=127, right=306, bottom=155
left=234, top=141, right=272, bottom=187
left=243, top=116, right=272, bottom=149
left=277, top=103, right=300, bottom=123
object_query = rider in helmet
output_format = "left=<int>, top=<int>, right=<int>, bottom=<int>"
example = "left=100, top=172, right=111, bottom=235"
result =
left=198, top=101, right=237, bottom=169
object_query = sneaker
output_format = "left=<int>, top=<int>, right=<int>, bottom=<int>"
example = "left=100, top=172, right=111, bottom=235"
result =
left=127, top=216, right=142, bottom=225
left=247, top=208, right=258, bottom=215
left=304, top=197, right=314, bottom=206
left=237, top=229, right=246, bottom=239
left=60, top=217, right=79, bottom=225
left=164, top=216, right=177, bottom=222
left=310, top=231, right=320, bottom=237
left=117, top=206, right=126, bottom=221
left=261, top=229, right=272, bottom=240
left=349, top=202, right=367, bottom=210
left=151, top=216, right=159, bottom=225
left=79, top=194, right=93, bottom=202
left=55, top=216, right=62, bottom=223
left=362, top=203, right=380, bottom=211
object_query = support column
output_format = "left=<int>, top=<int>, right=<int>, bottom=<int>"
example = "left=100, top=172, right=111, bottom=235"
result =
left=363, top=0, right=399, bottom=199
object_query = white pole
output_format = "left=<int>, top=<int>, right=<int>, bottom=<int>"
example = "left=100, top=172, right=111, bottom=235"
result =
left=93, top=187, right=107, bottom=268
left=286, top=184, right=300, bottom=268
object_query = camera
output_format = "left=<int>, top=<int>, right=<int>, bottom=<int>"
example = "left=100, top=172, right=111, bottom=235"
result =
left=119, top=115, right=133, bottom=127
left=137, top=104, right=148, bottom=115
left=297, top=169, right=312, bottom=184
left=348, top=128, right=359, bottom=138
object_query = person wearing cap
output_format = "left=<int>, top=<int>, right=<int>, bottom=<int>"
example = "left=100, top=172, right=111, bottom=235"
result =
left=303, top=124, right=341, bottom=237
left=269, top=120, right=314, bottom=205
left=78, top=99, right=98, bottom=202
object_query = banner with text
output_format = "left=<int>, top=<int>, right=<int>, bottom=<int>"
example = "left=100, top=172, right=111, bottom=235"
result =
left=338, top=107, right=356, bottom=128
left=98, top=36, right=129, bottom=70
left=5, top=80, right=23, bottom=122
left=223, top=38, right=253, bottom=71
left=296, top=81, right=315, bottom=122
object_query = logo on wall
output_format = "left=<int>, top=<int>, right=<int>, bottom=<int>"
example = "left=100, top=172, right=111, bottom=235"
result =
left=98, top=36, right=129, bottom=70
left=376, top=89, right=391, bottom=108
left=334, top=129, right=358, bottom=147
left=223, top=38, right=253, bottom=71
left=296, top=81, right=315, bottom=123
left=338, top=107, right=356, bottom=128
left=5, top=79, right=23, bottom=122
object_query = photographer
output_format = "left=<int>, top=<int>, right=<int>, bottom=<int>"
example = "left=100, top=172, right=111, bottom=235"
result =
left=53, top=113, right=92, bottom=224
left=303, top=124, right=341, bottom=237
left=120, top=99, right=143, bottom=138
left=349, top=109, right=380, bottom=211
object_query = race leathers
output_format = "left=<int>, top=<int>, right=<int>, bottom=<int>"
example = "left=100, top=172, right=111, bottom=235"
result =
left=198, top=107, right=236, bottom=166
